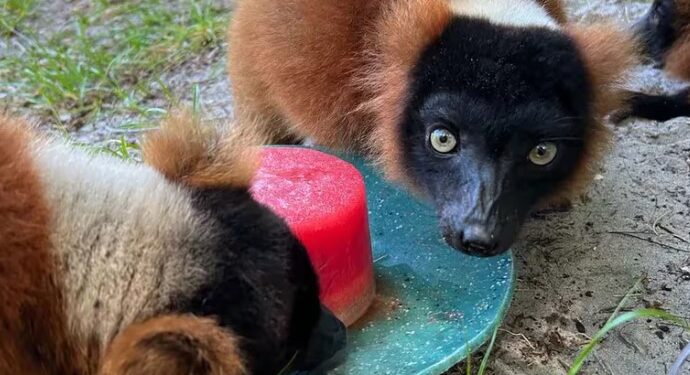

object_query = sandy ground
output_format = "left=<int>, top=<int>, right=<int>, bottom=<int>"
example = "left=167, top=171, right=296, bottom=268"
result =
left=2, top=0, right=690, bottom=374
left=486, top=2, right=690, bottom=374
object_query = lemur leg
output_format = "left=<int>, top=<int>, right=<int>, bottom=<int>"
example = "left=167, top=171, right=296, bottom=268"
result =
left=229, top=52, right=304, bottom=145
left=233, top=98, right=305, bottom=145
left=611, top=88, right=690, bottom=122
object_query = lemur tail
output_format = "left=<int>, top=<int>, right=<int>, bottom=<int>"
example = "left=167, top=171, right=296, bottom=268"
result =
left=142, top=109, right=264, bottom=189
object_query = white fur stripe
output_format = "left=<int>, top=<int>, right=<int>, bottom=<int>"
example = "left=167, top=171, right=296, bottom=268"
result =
left=31, top=140, right=219, bottom=350
left=449, top=0, right=559, bottom=29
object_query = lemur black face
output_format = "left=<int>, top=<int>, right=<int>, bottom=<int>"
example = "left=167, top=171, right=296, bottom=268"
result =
left=402, top=18, right=592, bottom=257
left=634, top=0, right=678, bottom=64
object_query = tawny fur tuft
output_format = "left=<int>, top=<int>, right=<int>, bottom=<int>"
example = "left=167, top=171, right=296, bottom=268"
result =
left=0, top=116, right=89, bottom=374
left=142, top=110, right=260, bottom=189
left=545, top=23, right=639, bottom=203
left=100, top=315, right=246, bottom=375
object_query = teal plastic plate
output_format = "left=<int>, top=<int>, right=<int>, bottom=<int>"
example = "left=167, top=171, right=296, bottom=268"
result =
left=327, top=152, right=515, bottom=375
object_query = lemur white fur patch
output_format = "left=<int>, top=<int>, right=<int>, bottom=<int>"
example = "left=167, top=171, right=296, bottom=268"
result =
left=31, top=140, right=221, bottom=351
left=450, top=0, right=559, bottom=29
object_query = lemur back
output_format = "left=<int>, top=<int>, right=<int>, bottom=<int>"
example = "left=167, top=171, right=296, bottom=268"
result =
left=0, top=112, right=345, bottom=375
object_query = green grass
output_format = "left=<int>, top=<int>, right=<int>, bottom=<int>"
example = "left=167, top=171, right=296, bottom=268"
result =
left=567, top=277, right=690, bottom=374
left=106, top=136, right=139, bottom=161
left=0, top=0, right=37, bottom=35
left=0, top=0, right=228, bottom=127
left=478, top=325, right=499, bottom=375
left=568, top=308, right=690, bottom=374
left=463, top=277, right=690, bottom=375
left=462, top=324, right=500, bottom=375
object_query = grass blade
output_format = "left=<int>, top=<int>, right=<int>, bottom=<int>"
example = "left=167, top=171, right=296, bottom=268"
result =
left=118, top=136, right=131, bottom=160
left=276, top=350, right=299, bottom=375
left=568, top=308, right=689, bottom=375
left=465, top=331, right=472, bottom=375
left=192, top=83, right=202, bottom=116
left=478, top=324, right=499, bottom=375
left=605, top=277, right=643, bottom=325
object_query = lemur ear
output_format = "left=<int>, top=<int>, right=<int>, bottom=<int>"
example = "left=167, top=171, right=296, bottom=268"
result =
left=565, top=23, right=639, bottom=118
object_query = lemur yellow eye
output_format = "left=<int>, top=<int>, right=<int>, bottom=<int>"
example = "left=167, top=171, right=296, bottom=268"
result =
left=429, top=128, right=458, bottom=154
left=529, top=142, right=558, bottom=166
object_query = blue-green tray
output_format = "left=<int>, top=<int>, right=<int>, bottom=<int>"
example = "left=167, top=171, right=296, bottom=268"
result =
left=328, top=152, right=515, bottom=375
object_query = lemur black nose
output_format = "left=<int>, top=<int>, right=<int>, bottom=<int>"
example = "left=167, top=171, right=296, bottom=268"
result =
left=461, top=225, right=498, bottom=256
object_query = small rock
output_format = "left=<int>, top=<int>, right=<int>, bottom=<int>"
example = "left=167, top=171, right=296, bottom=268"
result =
left=573, top=319, right=587, bottom=334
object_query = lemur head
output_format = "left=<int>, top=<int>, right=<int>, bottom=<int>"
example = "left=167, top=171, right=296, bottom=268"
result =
left=634, top=0, right=684, bottom=63
left=370, top=1, right=634, bottom=256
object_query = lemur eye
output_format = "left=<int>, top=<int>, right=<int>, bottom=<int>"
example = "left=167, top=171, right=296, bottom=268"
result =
left=528, top=142, right=558, bottom=166
left=429, top=128, right=458, bottom=154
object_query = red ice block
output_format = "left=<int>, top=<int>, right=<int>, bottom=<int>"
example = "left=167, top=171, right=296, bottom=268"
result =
left=250, top=147, right=375, bottom=326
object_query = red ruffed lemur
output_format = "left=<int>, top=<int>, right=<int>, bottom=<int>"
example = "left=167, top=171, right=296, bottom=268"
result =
left=613, top=0, right=690, bottom=122
left=0, top=111, right=345, bottom=375
left=227, top=0, right=635, bottom=256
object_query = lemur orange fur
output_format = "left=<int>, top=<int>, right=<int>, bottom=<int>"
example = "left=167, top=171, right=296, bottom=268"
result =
left=551, top=24, right=638, bottom=202
left=665, top=34, right=690, bottom=80
left=229, top=1, right=385, bottom=149
left=359, top=0, right=455, bottom=185
left=229, top=0, right=634, bottom=197
left=100, top=315, right=245, bottom=375
left=0, top=116, right=90, bottom=375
